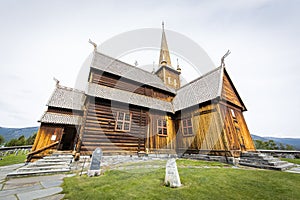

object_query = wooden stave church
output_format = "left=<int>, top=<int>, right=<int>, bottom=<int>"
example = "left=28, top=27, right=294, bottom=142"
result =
left=28, top=26, right=255, bottom=161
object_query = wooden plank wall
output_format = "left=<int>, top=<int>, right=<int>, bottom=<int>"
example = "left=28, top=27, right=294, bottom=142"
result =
left=219, top=103, right=255, bottom=151
left=90, top=69, right=174, bottom=102
left=221, top=73, right=243, bottom=108
left=31, top=124, right=64, bottom=156
left=148, top=111, right=176, bottom=153
left=176, top=104, right=226, bottom=153
left=80, top=98, right=148, bottom=155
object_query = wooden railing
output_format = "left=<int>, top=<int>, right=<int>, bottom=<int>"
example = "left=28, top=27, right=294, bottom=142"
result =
left=26, top=141, right=59, bottom=162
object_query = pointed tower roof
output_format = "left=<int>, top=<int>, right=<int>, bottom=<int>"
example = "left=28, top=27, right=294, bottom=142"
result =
left=159, top=22, right=172, bottom=67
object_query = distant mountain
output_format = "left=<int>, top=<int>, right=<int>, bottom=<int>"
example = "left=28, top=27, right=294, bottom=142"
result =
left=251, top=134, right=300, bottom=150
left=0, top=126, right=39, bottom=142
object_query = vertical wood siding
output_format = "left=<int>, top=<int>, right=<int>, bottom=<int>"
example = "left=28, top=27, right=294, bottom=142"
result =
left=221, top=73, right=243, bottom=108
left=148, top=111, right=176, bottom=152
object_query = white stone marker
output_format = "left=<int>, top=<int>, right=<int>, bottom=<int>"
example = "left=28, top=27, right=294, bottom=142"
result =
left=164, top=158, right=181, bottom=188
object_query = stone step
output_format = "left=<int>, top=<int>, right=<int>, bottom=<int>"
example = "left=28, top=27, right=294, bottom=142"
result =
left=17, top=165, right=70, bottom=172
left=272, top=163, right=295, bottom=171
left=241, top=152, right=265, bottom=157
left=7, top=168, right=70, bottom=177
left=267, top=161, right=288, bottom=166
left=43, top=155, right=73, bottom=160
left=33, top=161, right=71, bottom=166
left=37, top=159, right=73, bottom=163
left=239, top=161, right=295, bottom=171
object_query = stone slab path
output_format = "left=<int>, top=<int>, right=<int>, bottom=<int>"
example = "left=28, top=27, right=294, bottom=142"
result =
left=0, top=164, right=69, bottom=200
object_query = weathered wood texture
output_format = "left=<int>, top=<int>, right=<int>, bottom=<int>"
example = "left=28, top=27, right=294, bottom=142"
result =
left=156, top=66, right=181, bottom=89
left=221, top=73, right=243, bottom=109
left=176, top=104, right=227, bottom=153
left=175, top=103, right=255, bottom=156
left=47, top=107, right=82, bottom=115
left=30, top=124, right=64, bottom=159
left=147, top=111, right=176, bottom=153
left=80, top=99, right=148, bottom=155
left=219, top=103, right=255, bottom=151
left=90, top=69, right=174, bottom=101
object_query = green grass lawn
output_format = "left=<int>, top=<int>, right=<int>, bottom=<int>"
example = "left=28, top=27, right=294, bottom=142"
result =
left=281, top=158, right=300, bottom=165
left=0, top=154, right=26, bottom=166
left=62, top=159, right=300, bottom=200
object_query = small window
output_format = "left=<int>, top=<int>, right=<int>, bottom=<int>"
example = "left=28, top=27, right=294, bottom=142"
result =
left=115, top=111, right=132, bottom=131
left=157, top=119, right=168, bottom=136
left=182, top=118, right=193, bottom=136
left=168, top=77, right=171, bottom=84
left=174, top=79, right=177, bottom=87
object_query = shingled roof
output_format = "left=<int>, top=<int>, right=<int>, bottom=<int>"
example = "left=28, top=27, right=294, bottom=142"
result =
left=87, top=83, right=174, bottom=113
left=91, top=52, right=176, bottom=94
left=47, top=86, right=85, bottom=111
left=173, top=66, right=223, bottom=111
left=39, top=112, right=82, bottom=125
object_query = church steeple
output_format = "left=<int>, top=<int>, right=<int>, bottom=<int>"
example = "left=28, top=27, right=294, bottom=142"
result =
left=156, top=22, right=181, bottom=89
left=159, top=22, right=172, bottom=67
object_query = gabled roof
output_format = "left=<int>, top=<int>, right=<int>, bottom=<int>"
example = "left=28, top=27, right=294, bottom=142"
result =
left=87, top=83, right=174, bottom=113
left=47, top=86, right=85, bottom=111
left=39, top=112, right=82, bottom=125
left=91, top=51, right=176, bottom=94
left=173, top=66, right=247, bottom=111
left=173, top=66, right=223, bottom=111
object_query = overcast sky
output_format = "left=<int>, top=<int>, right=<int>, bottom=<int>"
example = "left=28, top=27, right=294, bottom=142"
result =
left=0, top=0, right=299, bottom=138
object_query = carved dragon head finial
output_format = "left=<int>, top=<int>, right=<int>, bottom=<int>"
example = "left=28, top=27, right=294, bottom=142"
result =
left=221, top=50, right=231, bottom=67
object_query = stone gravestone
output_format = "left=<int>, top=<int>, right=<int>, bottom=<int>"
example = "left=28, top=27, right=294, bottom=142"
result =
left=88, top=147, right=102, bottom=177
left=165, top=158, right=181, bottom=188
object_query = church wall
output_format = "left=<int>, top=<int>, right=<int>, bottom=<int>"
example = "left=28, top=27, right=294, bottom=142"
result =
left=221, top=71, right=243, bottom=109
left=79, top=98, right=148, bottom=155
left=90, top=69, right=174, bottom=101
left=155, top=66, right=180, bottom=89
left=219, top=102, right=255, bottom=151
left=147, top=110, right=176, bottom=153
left=175, top=104, right=226, bottom=154
left=30, top=124, right=64, bottom=159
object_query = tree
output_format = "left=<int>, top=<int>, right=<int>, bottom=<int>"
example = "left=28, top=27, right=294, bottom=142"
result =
left=285, top=144, right=295, bottom=150
left=254, top=140, right=267, bottom=149
left=5, top=138, right=19, bottom=147
left=0, top=135, right=4, bottom=145
left=279, top=143, right=286, bottom=150
left=5, top=135, right=27, bottom=147
left=26, top=132, right=37, bottom=145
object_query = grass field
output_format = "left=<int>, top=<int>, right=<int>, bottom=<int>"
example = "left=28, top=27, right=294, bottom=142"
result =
left=0, top=154, right=26, bottom=166
left=62, top=159, right=300, bottom=200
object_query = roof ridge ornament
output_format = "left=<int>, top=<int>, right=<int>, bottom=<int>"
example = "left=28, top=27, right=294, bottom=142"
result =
left=89, top=39, right=97, bottom=51
left=220, top=50, right=231, bottom=67
left=176, top=58, right=181, bottom=74
left=53, top=77, right=60, bottom=87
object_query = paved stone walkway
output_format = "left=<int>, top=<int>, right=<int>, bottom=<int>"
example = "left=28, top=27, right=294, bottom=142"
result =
left=0, top=164, right=68, bottom=200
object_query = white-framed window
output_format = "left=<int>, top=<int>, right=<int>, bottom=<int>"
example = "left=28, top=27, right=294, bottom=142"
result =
left=174, top=79, right=177, bottom=87
left=157, top=119, right=168, bottom=136
left=182, top=118, right=193, bottom=136
left=115, top=111, right=132, bottom=131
